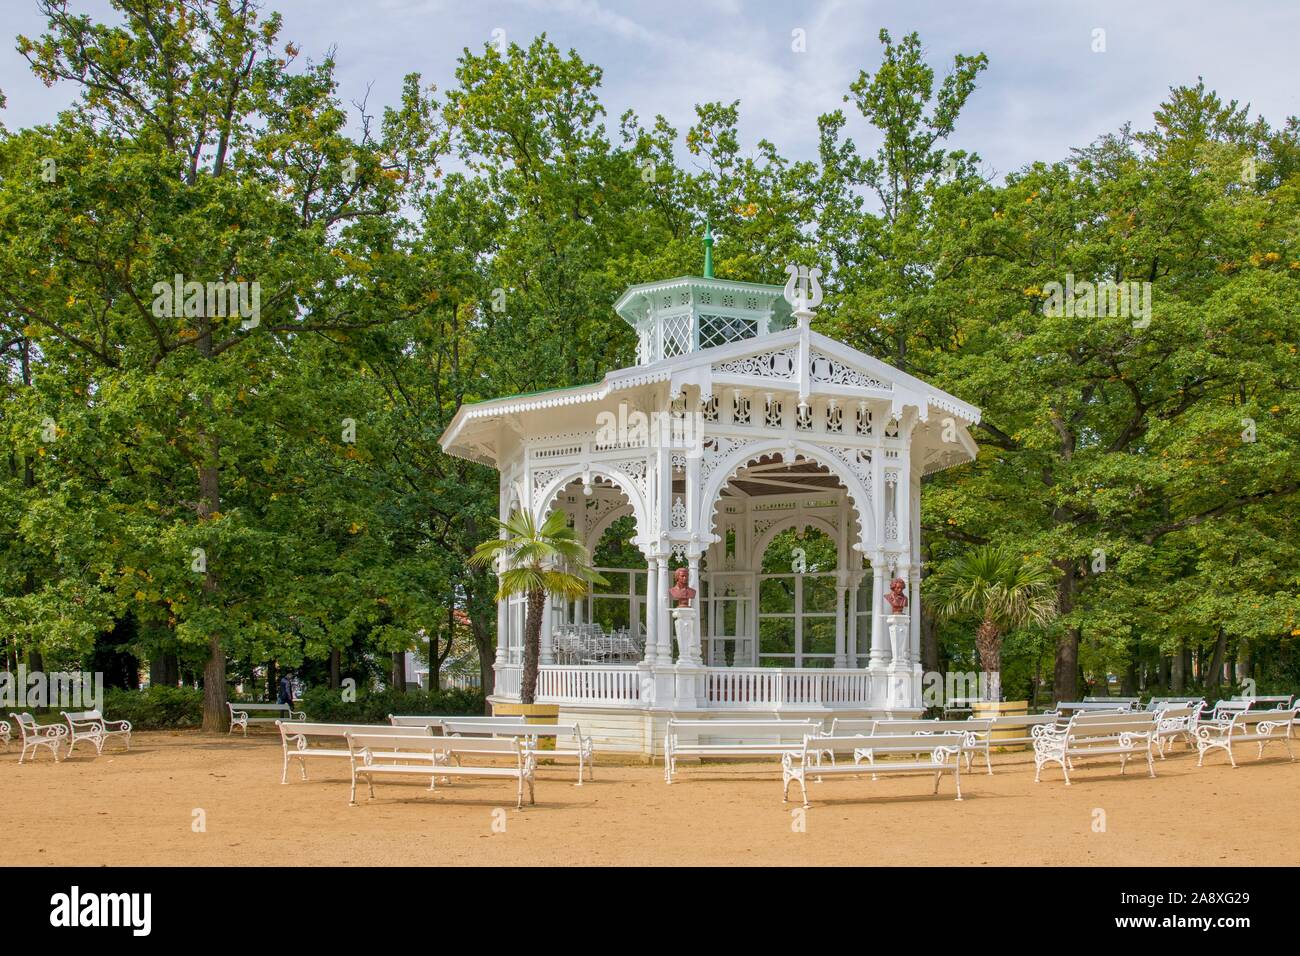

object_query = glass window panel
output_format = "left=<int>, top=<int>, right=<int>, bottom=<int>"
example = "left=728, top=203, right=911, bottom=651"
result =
left=760, top=576, right=795, bottom=613
left=759, top=618, right=794, bottom=656
left=803, top=575, right=839, bottom=613
left=803, top=618, right=836, bottom=656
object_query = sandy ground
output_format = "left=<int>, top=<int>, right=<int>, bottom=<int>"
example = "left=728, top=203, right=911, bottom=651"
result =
left=1, top=730, right=1297, bottom=866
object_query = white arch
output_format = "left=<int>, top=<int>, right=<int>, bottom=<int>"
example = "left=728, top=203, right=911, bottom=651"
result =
left=585, top=501, right=637, bottom=556
left=700, top=438, right=873, bottom=549
left=749, top=513, right=840, bottom=568
left=535, top=466, right=651, bottom=547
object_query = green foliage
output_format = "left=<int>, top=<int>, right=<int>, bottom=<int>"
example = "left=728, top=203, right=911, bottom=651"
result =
left=0, top=4, right=1295, bottom=708
left=299, top=686, right=485, bottom=723
left=102, top=686, right=204, bottom=729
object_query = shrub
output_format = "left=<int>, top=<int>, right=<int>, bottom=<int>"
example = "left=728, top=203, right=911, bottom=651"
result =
left=299, top=686, right=486, bottom=723
left=103, top=686, right=203, bottom=729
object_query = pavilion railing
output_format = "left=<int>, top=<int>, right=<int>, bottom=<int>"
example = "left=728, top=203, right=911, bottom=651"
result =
left=537, top=664, right=644, bottom=705
left=491, top=663, right=876, bottom=709
left=705, top=667, right=874, bottom=708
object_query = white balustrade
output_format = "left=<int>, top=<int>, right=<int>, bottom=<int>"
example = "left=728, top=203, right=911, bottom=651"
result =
left=705, top=668, right=873, bottom=708
left=493, top=662, right=875, bottom=710
left=536, top=665, right=644, bottom=706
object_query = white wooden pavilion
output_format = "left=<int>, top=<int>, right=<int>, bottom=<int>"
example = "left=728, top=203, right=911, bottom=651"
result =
left=440, top=252, right=981, bottom=754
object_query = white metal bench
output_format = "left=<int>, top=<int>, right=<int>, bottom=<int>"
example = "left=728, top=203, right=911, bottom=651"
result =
left=664, top=719, right=821, bottom=783
left=1152, top=702, right=1203, bottom=757
left=441, top=719, right=594, bottom=785
left=388, top=714, right=520, bottom=731
left=1033, top=713, right=1157, bottom=785
left=277, top=721, right=434, bottom=784
left=784, top=732, right=965, bottom=807
left=861, top=719, right=990, bottom=773
left=1083, top=696, right=1139, bottom=707
left=345, top=732, right=536, bottom=809
left=1144, top=696, right=1204, bottom=712
left=1194, top=708, right=1297, bottom=768
left=228, top=701, right=304, bottom=736
left=1210, top=699, right=1252, bottom=721
left=956, top=713, right=1061, bottom=774
left=13, top=713, right=67, bottom=763
left=62, top=709, right=132, bottom=755
left=1232, top=694, right=1294, bottom=708
left=1053, top=700, right=1134, bottom=715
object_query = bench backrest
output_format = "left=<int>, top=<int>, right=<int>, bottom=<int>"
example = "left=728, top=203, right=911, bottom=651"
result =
left=280, top=721, right=431, bottom=741
left=1232, top=695, right=1293, bottom=705
left=441, top=720, right=579, bottom=738
left=1153, top=704, right=1194, bottom=720
left=1083, top=696, right=1139, bottom=705
left=1070, top=710, right=1150, bottom=726
left=872, top=719, right=990, bottom=737
left=1230, top=709, right=1297, bottom=730
left=1147, top=697, right=1204, bottom=711
left=388, top=715, right=517, bottom=729
left=826, top=718, right=877, bottom=736
left=984, top=714, right=1057, bottom=730
left=667, top=719, right=820, bottom=739
left=1064, top=716, right=1156, bottom=741
left=346, top=732, right=523, bottom=758
left=229, top=701, right=292, bottom=711
left=63, top=710, right=103, bottom=722
left=816, top=732, right=965, bottom=758
left=1056, top=700, right=1133, bottom=713
left=1212, top=700, right=1252, bottom=718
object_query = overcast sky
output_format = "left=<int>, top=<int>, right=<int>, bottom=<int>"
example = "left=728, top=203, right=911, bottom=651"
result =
left=3, top=0, right=1297, bottom=179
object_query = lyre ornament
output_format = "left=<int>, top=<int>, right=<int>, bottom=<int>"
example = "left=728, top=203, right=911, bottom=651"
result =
left=783, top=263, right=823, bottom=312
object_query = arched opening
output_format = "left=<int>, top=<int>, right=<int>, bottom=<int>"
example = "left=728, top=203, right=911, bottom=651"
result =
left=520, top=476, right=648, bottom=666
left=700, top=454, right=870, bottom=670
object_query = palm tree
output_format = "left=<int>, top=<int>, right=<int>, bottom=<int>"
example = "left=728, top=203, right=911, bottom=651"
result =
left=928, top=544, right=1057, bottom=698
left=469, top=509, right=606, bottom=704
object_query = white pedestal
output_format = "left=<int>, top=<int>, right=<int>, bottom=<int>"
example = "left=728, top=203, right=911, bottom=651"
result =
left=886, top=614, right=910, bottom=669
left=673, top=606, right=702, bottom=666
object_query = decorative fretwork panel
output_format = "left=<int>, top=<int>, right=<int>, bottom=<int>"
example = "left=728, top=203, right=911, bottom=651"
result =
left=702, top=395, right=719, bottom=422
left=826, top=402, right=843, bottom=433
left=809, top=351, right=892, bottom=390
left=713, top=347, right=797, bottom=379
left=764, top=395, right=784, bottom=428
left=795, top=402, right=813, bottom=430
left=701, top=436, right=756, bottom=484
left=731, top=392, right=752, bottom=425
left=856, top=404, right=873, bottom=436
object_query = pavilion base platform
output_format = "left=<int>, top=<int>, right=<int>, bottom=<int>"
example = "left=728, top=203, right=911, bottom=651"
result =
left=489, top=662, right=926, bottom=757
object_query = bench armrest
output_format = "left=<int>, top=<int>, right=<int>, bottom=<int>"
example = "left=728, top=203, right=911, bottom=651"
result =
left=103, top=718, right=132, bottom=733
left=66, top=716, right=102, bottom=732
left=287, top=708, right=306, bottom=721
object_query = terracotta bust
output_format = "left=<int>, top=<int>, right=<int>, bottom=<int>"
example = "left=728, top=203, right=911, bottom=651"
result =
left=669, top=567, right=696, bottom=608
left=884, top=577, right=908, bottom=614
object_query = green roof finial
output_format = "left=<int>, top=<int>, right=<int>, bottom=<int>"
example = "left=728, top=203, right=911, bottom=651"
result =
left=703, top=219, right=714, bottom=278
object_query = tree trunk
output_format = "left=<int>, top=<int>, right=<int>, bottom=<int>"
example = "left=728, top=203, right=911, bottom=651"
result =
left=1206, top=626, right=1228, bottom=694
left=1158, top=654, right=1171, bottom=692
left=266, top=660, right=277, bottom=701
left=520, top=588, right=546, bottom=705
left=974, top=618, right=1001, bottom=699
left=201, top=632, right=227, bottom=732
left=1051, top=560, right=1079, bottom=702
left=390, top=651, right=406, bottom=693
left=329, top=647, right=341, bottom=689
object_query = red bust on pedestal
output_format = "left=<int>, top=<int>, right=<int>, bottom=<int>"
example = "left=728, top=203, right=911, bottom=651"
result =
left=669, top=567, right=696, bottom=608
left=884, top=577, right=908, bottom=614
